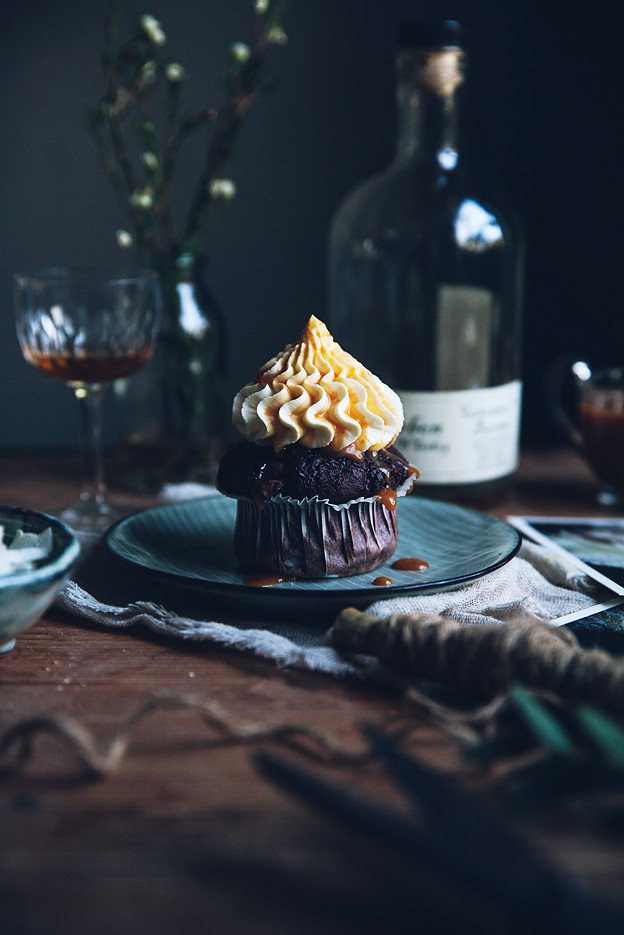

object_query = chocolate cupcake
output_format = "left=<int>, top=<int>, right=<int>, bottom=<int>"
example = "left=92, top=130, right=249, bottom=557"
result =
left=217, top=316, right=417, bottom=578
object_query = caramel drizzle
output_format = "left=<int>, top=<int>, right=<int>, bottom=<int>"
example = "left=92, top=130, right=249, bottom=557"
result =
left=336, top=443, right=365, bottom=462
left=375, top=488, right=398, bottom=511
left=244, top=573, right=291, bottom=587
left=248, top=441, right=418, bottom=507
left=391, top=557, right=430, bottom=571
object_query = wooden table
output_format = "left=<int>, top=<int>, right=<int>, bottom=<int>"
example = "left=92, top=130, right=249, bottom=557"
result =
left=1, top=448, right=623, bottom=935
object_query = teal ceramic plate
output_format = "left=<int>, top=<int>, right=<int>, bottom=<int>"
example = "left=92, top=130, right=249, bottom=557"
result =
left=105, top=495, right=520, bottom=618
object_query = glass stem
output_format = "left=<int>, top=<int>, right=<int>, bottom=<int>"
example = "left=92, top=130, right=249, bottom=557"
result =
left=75, top=385, right=107, bottom=506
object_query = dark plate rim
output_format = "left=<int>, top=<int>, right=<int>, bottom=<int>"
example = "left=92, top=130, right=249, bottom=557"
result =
left=104, top=496, right=522, bottom=604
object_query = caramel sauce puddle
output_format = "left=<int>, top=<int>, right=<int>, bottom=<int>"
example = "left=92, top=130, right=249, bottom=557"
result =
left=391, top=557, right=430, bottom=571
left=244, top=574, right=292, bottom=587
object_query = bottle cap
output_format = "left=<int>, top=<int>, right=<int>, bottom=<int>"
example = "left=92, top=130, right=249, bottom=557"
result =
left=398, top=20, right=465, bottom=50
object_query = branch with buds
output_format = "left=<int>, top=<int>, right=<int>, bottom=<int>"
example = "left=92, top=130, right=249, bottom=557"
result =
left=89, top=0, right=288, bottom=264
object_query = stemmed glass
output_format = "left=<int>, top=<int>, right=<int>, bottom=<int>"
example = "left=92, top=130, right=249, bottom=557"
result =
left=14, top=266, right=161, bottom=532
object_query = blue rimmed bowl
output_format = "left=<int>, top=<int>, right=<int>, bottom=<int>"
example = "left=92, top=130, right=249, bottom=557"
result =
left=0, top=506, right=80, bottom=654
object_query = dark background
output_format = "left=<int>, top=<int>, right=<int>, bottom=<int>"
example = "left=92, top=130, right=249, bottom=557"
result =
left=1, top=0, right=621, bottom=450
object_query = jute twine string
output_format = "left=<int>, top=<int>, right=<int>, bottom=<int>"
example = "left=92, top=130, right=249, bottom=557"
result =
left=332, top=608, right=624, bottom=715
left=0, top=691, right=375, bottom=779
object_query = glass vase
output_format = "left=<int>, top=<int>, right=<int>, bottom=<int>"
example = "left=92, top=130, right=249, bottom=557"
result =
left=113, top=252, right=228, bottom=492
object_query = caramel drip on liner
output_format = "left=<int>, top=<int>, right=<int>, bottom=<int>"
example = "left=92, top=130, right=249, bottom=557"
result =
left=375, top=488, right=398, bottom=511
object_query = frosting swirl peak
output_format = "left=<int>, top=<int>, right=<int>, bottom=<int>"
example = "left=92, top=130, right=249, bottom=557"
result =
left=232, top=316, right=404, bottom=453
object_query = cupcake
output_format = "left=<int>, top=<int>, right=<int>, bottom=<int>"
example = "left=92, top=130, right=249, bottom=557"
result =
left=217, top=316, right=418, bottom=578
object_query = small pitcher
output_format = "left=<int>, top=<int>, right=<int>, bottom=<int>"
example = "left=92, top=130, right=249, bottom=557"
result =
left=552, top=360, right=624, bottom=507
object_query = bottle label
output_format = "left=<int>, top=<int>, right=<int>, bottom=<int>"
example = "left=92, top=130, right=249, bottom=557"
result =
left=436, top=285, right=493, bottom=389
left=397, top=381, right=522, bottom=484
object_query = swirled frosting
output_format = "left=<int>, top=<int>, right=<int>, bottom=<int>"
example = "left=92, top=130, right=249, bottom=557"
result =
left=232, top=316, right=404, bottom=453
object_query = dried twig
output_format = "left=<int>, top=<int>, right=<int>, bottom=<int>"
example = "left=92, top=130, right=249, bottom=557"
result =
left=88, top=0, right=288, bottom=261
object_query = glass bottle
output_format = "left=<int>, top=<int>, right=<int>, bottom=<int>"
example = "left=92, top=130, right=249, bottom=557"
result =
left=328, top=20, right=523, bottom=505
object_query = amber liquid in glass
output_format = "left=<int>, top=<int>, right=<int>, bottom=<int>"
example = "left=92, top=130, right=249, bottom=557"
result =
left=580, top=400, right=624, bottom=490
left=23, top=349, right=153, bottom=386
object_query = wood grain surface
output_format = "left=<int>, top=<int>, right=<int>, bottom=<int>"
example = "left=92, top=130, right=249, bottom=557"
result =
left=1, top=448, right=623, bottom=935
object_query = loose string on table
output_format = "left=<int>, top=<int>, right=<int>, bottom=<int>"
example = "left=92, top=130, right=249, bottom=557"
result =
left=0, top=691, right=376, bottom=779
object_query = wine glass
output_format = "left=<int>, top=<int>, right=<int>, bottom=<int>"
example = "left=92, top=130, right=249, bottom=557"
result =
left=14, top=266, right=161, bottom=532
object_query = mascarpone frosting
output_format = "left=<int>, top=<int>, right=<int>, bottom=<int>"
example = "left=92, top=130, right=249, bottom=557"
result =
left=232, top=316, right=404, bottom=453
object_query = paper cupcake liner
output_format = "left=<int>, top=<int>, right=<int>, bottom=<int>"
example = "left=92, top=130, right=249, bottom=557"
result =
left=233, top=494, right=399, bottom=579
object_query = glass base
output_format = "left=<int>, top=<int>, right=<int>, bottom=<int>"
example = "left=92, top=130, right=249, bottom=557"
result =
left=57, top=495, right=124, bottom=535
left=0, top=638, right=16, bottom=655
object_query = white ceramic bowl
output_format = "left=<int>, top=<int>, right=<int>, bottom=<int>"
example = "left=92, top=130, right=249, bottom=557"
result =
left=0, top=506, right=80, bottom=654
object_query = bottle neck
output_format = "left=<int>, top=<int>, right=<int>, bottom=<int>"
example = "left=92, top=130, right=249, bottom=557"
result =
left=394, top=46, right=465, bottom=170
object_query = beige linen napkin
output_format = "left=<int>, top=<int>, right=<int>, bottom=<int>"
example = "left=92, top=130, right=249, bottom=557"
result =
left=56, top=533, right=601, bottom=679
